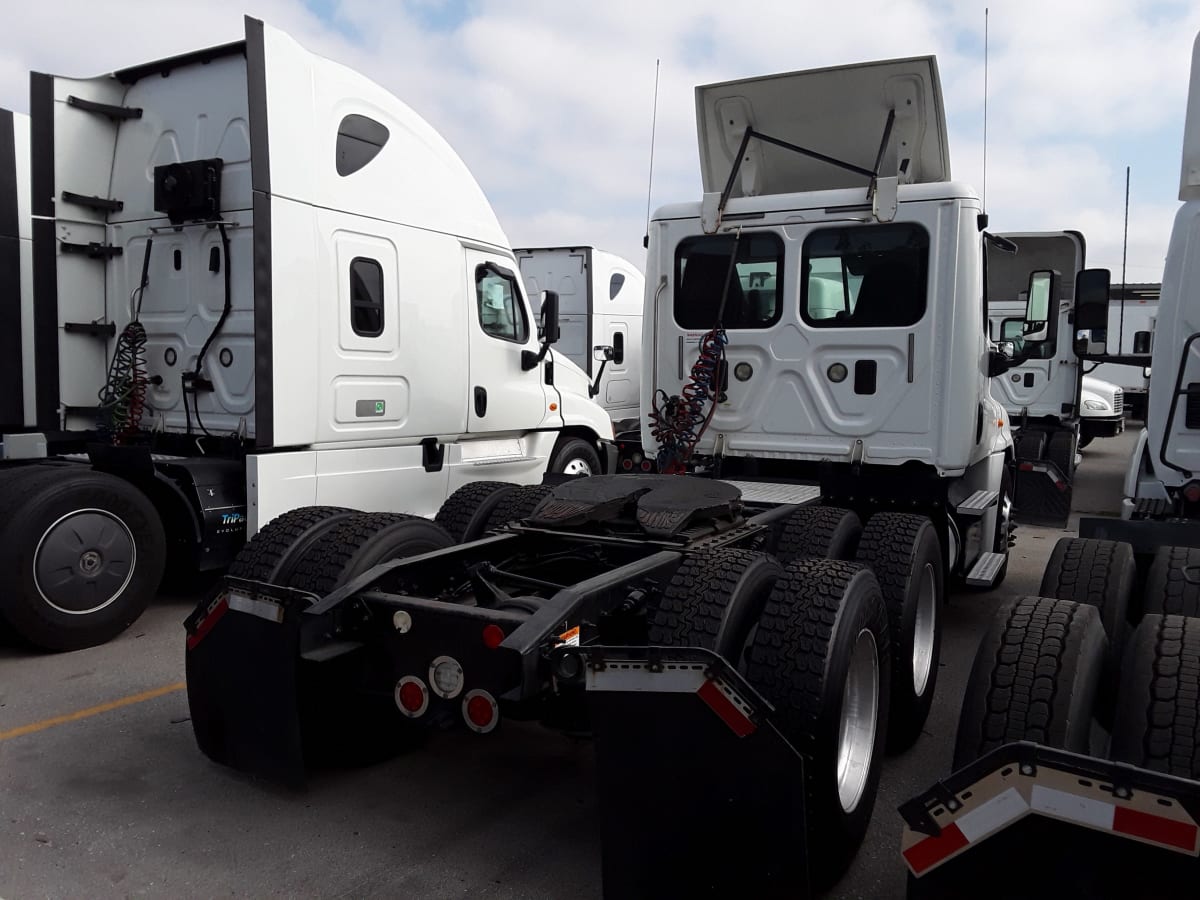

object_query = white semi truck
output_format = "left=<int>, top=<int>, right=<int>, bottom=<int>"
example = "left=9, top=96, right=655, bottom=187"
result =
left=1092, top=281, right=1158, bottom=420
left=0, top=18, right=616, bottom=651
left=515, top=246, right=644, bottom=433
left=985, top=232, right=1127, bottom=523
left=186, top=52, right=1057, bottom=896
left=903, top=31, right=1200, bottom=899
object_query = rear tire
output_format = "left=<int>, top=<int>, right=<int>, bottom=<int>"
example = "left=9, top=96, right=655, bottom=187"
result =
left=228, top=506, right=354, bottom=584
left=1143, top=546, right=1200, bottom=619
left=434, top=481, right=517, bottom=543
left=1110, top=614, right=1200, bottom=778
left=483, top=484, right=556, bottom=531
left=1078, top=434, right=1094, bottom=449
left=646, top=548, right=781, bottom=663
left=286, top=513, right=454, bottom=596
left=0, top=466, right=166, bottom=651
left=1038, top=537, right=1134, bottom=724
left=1046, top=430, right=1075, bottom=479
left=771, top=506, right=862, bottom=565
left=855, top=513, right=943, bottom=753
left=953, top=596, right=1105, bottom=770
left=741, top=558, right=889, bottom=887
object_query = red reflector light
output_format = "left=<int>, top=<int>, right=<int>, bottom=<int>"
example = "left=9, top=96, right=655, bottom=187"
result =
left=463, top=689, right=499, bottom=733
left=394, top=676, right=429, bottom=717
left=640, top=460, right=652, bottom=471
left=621, top=459, right=633, bottom=470
left=482, top=624, right=505, bottom=649
left=1184, top=481, right=1200, bottom=503
left=1019, top=462, right=1034, bottom=471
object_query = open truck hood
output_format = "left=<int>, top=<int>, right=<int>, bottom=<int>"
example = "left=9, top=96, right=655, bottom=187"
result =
left=695, top=56, right=950, bottom=198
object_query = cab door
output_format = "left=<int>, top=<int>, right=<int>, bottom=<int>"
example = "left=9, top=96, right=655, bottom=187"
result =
left=464, top=248, right=549, bottom=434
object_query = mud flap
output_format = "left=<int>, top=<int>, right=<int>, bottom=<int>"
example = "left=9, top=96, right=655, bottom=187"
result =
left=1013, top=460, right=1072, bottom=527
left=902, top=743, right=1200, bottom=899
left=184, top=580, right=313, bottom=786
left=574, top=646, right=810, bottom=900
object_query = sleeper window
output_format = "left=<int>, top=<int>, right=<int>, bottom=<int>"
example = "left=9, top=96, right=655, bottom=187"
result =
left=801, top=224, right=929, bottom=327
left=349, top=257, right=384, bottom=337
left=476, top=265, right=529, bottom=343
left=336, top=114, right=390, bottom=176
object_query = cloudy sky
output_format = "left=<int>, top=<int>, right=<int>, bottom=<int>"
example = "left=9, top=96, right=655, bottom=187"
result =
left=2, top=0, right=1198, bottom=280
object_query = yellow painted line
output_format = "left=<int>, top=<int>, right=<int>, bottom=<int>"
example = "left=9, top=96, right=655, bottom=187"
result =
left=0, top=681, right=185, bottom=741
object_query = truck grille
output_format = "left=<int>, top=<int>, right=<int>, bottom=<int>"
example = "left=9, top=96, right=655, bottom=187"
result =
left=1113, top=389, right=1123, bottom=416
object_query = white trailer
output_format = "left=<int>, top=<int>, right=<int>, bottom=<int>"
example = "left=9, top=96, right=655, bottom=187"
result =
left=515, top=246, right=644, bottom=431
left=0, top=18, right=615, bottom=651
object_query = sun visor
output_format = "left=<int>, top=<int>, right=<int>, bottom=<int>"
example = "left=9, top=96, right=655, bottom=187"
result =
left=695, top=56, right=950, bottom=198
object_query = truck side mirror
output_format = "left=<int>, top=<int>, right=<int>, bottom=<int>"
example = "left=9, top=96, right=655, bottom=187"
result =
left=1133, top=330, right=1152, bottom=355
left=1022, top=270, right=1054, bottom=342
left=1073, top=267, right=1111, bottom=357
left=540, top=291, right=560, bottom=345
left=522, top=290, right=561, bottom=371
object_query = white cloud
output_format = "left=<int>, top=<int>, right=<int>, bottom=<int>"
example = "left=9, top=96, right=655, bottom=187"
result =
left=1, top=0, right=1196, bottom=276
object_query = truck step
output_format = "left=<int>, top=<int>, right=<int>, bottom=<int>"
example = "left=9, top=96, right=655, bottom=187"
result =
left=965, top=551, right=1007, bottom=588
left=722, top=480, right=821, bottom=506
left=956, top=490, right=999, bottom=517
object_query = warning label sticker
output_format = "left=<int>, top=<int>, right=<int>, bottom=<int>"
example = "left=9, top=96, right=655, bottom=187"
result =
left=558, top=626, right=581, bottom=647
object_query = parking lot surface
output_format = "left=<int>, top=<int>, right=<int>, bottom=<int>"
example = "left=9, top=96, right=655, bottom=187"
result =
left=0, top=431, right=1134, bottom=899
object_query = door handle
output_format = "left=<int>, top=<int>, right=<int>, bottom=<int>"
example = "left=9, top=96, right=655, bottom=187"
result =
left=474, top=386, right=487, bottom=417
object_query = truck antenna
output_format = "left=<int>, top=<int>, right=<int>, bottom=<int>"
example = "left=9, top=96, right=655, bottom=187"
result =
left=983, top=7, right=989, bottom=211
left=644, top=59, right=661, bottom=249
left=1120, top=164, right=1130, bottom=353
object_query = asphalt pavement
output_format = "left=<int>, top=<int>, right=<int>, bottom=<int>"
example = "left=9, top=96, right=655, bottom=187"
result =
left=0, top=430, right=1136, bottom=899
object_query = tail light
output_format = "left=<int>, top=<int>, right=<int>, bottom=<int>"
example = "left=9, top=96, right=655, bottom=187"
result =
left=621, top=458, right=633, bottom=470
left=394, top=676, right=429, bottom=717
left=482, top=623, right=506, bottom=649
left=462, top=689, right=499, bottom=733
left=1184, top=481, right=1200, bottom=504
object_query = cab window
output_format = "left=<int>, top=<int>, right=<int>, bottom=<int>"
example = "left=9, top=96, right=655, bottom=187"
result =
left=475, top=265, right=529, bottom=343
left=673, top=233, right=784, bottom=330
left=801, top=224, right=929, bottom=327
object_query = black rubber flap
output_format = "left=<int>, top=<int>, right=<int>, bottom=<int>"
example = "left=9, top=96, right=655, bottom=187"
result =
left=529, top=474, right=680, bottom=527
left=587, top=649, right=810, bottom=899
left=184, top=581, right=307, bottom=786
left=636, top=477, right=742, bottom=537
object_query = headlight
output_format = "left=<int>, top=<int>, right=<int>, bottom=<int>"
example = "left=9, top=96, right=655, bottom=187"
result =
left=1083, top=399, right=1109, bottom=411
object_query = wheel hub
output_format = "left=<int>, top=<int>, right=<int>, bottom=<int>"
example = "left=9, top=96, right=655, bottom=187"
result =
left=561, top=457, right=593, bottom=476
left=34, top=509, right=137, bottom=616
left=837, top=627, right=880, bottom=814
left=912, top=563, right=938, bottom=696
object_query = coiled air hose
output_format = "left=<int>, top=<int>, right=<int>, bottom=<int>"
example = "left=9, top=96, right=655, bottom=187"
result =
left=97, top=239, right=153, bottom=444
left=648, top=230, right=741, bottom=473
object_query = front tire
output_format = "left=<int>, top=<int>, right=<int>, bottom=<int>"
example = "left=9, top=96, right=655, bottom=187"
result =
left=0, top=467, right=166, bottom=651
left=548, top=436, right=601, bottom=476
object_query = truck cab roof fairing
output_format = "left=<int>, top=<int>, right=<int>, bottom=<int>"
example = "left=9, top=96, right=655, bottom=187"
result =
left=255, top=18, right=507, bottom=248
left=695, top=56, right=950, bottom=199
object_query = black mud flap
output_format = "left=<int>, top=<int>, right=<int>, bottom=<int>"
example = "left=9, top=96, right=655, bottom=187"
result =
left=1013, top=460, right=1072, bottom=527
left=902, top=743, right=1200, bottom=899
left=184, top=579, right=313, bottom=786
left=574, top=646, right=810, bottom=900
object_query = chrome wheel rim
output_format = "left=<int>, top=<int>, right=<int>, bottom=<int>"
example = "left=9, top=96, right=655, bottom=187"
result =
left=912, top=563, right=937, bottom=697
left=837, top=627, right=880, bottom=814
left=33, top=508, right=136, bottom=615
left=561, top=457, right=593, bottom=476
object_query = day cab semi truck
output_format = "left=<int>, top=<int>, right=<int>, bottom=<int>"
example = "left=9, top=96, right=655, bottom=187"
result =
left=0, top=17, right=616, bottom=651
left=986, top=231, right=1126, bottom=525
left=185, top=51, right=1064, bottom=898
left=902, top=30, right=1200, bottom=899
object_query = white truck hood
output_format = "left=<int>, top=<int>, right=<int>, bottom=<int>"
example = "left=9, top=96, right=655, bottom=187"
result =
left=1081, top=374, right=1122, bottom=416
left=695, top=56, right=949, bottom=198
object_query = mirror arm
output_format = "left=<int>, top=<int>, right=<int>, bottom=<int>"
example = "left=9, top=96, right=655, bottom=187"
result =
left=589, top=358, right=609, bottom=398
left=522, top=344, right=551, bottom=371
